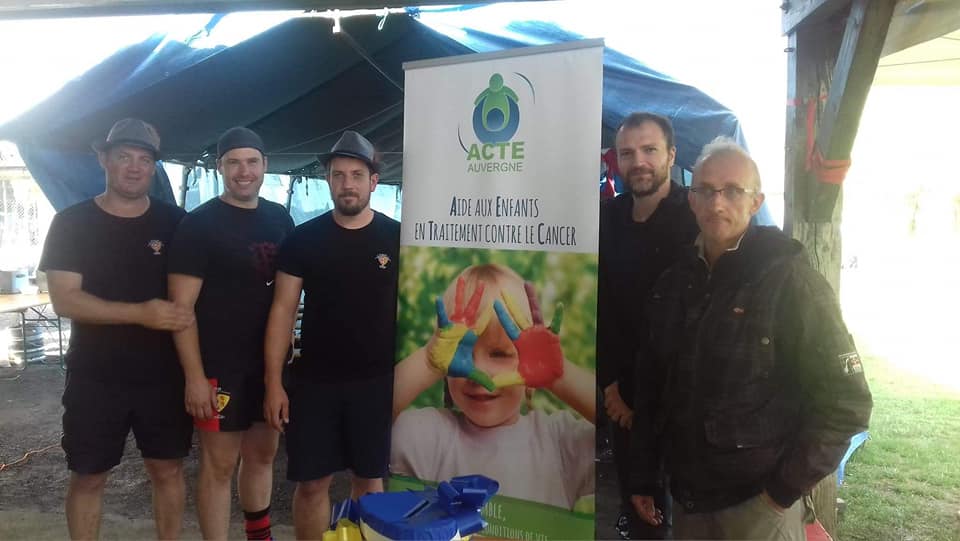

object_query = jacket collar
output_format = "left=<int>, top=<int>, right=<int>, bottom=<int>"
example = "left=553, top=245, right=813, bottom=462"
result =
left=613, top=181, right=688, bottom=225
left=690, top=226, right=803, bottom=283
left=695, top=231, right=747, bottom=267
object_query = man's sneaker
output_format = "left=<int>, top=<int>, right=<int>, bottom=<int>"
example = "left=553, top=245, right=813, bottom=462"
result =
left=616, top=513, right=631, bottom=540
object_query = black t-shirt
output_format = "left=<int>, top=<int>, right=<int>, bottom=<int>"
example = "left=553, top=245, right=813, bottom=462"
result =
left=38, top=197, right=185, bottom=384
left=168, top=197, right=294, bottom=375
left=277, top=211, right=400, bottom=383
left=597, top=184, right=699, bottom=405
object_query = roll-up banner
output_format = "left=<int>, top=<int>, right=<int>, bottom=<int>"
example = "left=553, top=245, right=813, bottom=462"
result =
left=391, top=40, right=602, bottom=540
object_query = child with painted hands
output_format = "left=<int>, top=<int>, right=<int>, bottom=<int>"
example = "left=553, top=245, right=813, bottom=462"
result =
left=391, top=264, right=595, bottom=511
left=425, top=276, right=497, bottom=392
left=490, top=281, right=565, bottom=390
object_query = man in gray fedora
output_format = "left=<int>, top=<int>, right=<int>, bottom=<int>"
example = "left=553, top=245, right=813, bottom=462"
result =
left=263, top=130, right=400, bottom=539
left=39, top=118, right=194, bottom=539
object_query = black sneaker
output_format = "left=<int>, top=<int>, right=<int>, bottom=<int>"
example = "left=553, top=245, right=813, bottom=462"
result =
left=615, top=513, right=631, bottom=540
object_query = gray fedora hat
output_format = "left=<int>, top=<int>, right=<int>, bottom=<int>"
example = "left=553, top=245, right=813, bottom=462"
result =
left=92, top=118, right=161, bottom=158
left=318, top=130, right=379, bottom=173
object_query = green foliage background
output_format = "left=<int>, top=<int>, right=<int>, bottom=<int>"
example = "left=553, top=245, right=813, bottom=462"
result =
left=396, top=246, right=597, bottom=412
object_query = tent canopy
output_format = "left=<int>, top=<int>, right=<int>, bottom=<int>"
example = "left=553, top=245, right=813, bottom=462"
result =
left=0, top=8, right=747, bottom=210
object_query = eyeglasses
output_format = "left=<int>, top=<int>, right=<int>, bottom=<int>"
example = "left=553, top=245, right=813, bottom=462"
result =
left=690, top=186, right=759, bottom=202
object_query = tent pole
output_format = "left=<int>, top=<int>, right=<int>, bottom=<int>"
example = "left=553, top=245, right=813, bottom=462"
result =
left=286, top=176, right=300, bottom=211
left=179, top=167, right=190, bottom=208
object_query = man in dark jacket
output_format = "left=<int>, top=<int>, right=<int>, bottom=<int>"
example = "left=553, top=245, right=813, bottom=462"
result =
left=629, top=137, right=872, bottom=539
left=598, top=112, right=698, bottom=538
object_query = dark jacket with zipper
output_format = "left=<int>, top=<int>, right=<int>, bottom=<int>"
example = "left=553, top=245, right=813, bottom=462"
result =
left=629, top=225, right=873, bottom=513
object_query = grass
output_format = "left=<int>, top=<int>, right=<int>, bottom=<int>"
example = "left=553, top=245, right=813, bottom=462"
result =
left=837, top=354, right=960, bottom=541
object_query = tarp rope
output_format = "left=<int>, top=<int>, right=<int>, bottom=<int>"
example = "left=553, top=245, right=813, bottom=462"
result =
left=804, top=96, right=851, bottom=185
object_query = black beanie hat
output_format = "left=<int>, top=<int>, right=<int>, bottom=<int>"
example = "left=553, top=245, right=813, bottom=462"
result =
left=217, top=127, right=265, bottom=159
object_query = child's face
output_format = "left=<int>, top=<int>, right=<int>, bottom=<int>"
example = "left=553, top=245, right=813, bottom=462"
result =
left=448, top=317, right=526, bottom=428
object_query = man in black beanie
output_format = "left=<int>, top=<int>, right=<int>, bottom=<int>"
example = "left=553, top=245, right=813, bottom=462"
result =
left=168, top=126, right=294, bottom=540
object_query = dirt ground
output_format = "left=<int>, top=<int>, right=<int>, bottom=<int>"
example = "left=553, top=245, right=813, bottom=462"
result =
left=0, top=364, right=347, bottom=539
left=0, top=363, right=621, bottom=540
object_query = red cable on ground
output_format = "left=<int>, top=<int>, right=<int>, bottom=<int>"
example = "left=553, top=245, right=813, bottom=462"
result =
left=0, top=442, right=61, bottom=472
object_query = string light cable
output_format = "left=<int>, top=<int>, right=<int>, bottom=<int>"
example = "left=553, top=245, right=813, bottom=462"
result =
left=0, top=436, right=62, bottom=472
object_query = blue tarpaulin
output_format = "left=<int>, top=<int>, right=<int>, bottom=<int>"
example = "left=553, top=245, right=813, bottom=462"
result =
left=0, top=7, right=756, bottom=217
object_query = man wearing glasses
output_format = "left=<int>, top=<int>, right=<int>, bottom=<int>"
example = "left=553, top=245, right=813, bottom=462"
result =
left=628, top=137, right=873, bottom=538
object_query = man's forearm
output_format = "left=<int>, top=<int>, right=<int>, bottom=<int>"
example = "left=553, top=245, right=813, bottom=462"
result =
left=767, top=387, right=872, bottom=508
left=168, top=273, right=206, bottom=378
left=263, top=304, right=296, bottom=387
left=173, top=324, right=206, bottom=381
left=627, top=412, right=661, bottom=495
left=262, top=271, right=304, bottom=388
left=627, top=360, right=663, bottom=495
left=596, top=344, right=628, bottom=391
left=767, top=266, right=874, bottom=508
left=50, top=288, right=146, bottom=325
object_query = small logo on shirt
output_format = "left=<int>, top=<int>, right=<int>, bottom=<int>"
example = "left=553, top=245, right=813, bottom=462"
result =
left=249, top=242, right=280, bottom=281
left=147, top=239, right=163, bottom=255
left=266, top=280, right=275, bottom=286
left=375, top=253, right=391, bottom=269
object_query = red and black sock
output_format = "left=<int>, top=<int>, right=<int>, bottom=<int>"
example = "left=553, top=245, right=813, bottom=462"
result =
left=243, top=506, right=272, bottom=540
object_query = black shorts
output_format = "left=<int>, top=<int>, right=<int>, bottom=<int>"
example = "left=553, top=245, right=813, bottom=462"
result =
left=194, top=373, right=265, bottom=432
left=62, top=373, right=193, bottom=475
left=286, top=371, right=393, bottom=481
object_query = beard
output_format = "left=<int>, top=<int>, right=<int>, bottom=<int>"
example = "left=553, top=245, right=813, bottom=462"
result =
left=333, top=191, right=370, bottom=216
left=624, top=164, right=670, bottom=198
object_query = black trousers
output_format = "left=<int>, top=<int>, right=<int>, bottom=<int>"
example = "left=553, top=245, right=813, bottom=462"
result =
left=611, top=420, right=672, bottom=539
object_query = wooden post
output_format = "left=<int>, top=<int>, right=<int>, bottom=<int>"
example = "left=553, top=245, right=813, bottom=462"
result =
left=810, top=0, right=897, bottom=224
left=783, top=1, right=895, bottom=536
left=785, top=28, right=843, bottom=534
left=785, top=0, right=895, bottom=285
left=784, top=12, right=845, bottom=290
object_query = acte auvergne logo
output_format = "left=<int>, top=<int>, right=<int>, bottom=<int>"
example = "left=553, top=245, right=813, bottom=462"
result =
left=473, top=73, right=520, bottom=143
left=461, top=72, right=534, bottom=174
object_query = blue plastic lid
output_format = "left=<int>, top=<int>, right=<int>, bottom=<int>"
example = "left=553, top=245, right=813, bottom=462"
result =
left=358, top=475, right=499, bottom=541
left=359, top=490, right=458, bottom=540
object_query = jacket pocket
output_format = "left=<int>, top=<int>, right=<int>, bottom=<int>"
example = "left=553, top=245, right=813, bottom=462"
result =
left=704, top=408, right=782, bottom=449
left=700, top=398, right=787, bottom=483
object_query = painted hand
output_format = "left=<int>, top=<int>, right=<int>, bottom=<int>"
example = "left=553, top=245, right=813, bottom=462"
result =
left=427, top=276, right=495, bottom=391
left=492, top=282, right=564, bottom=389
